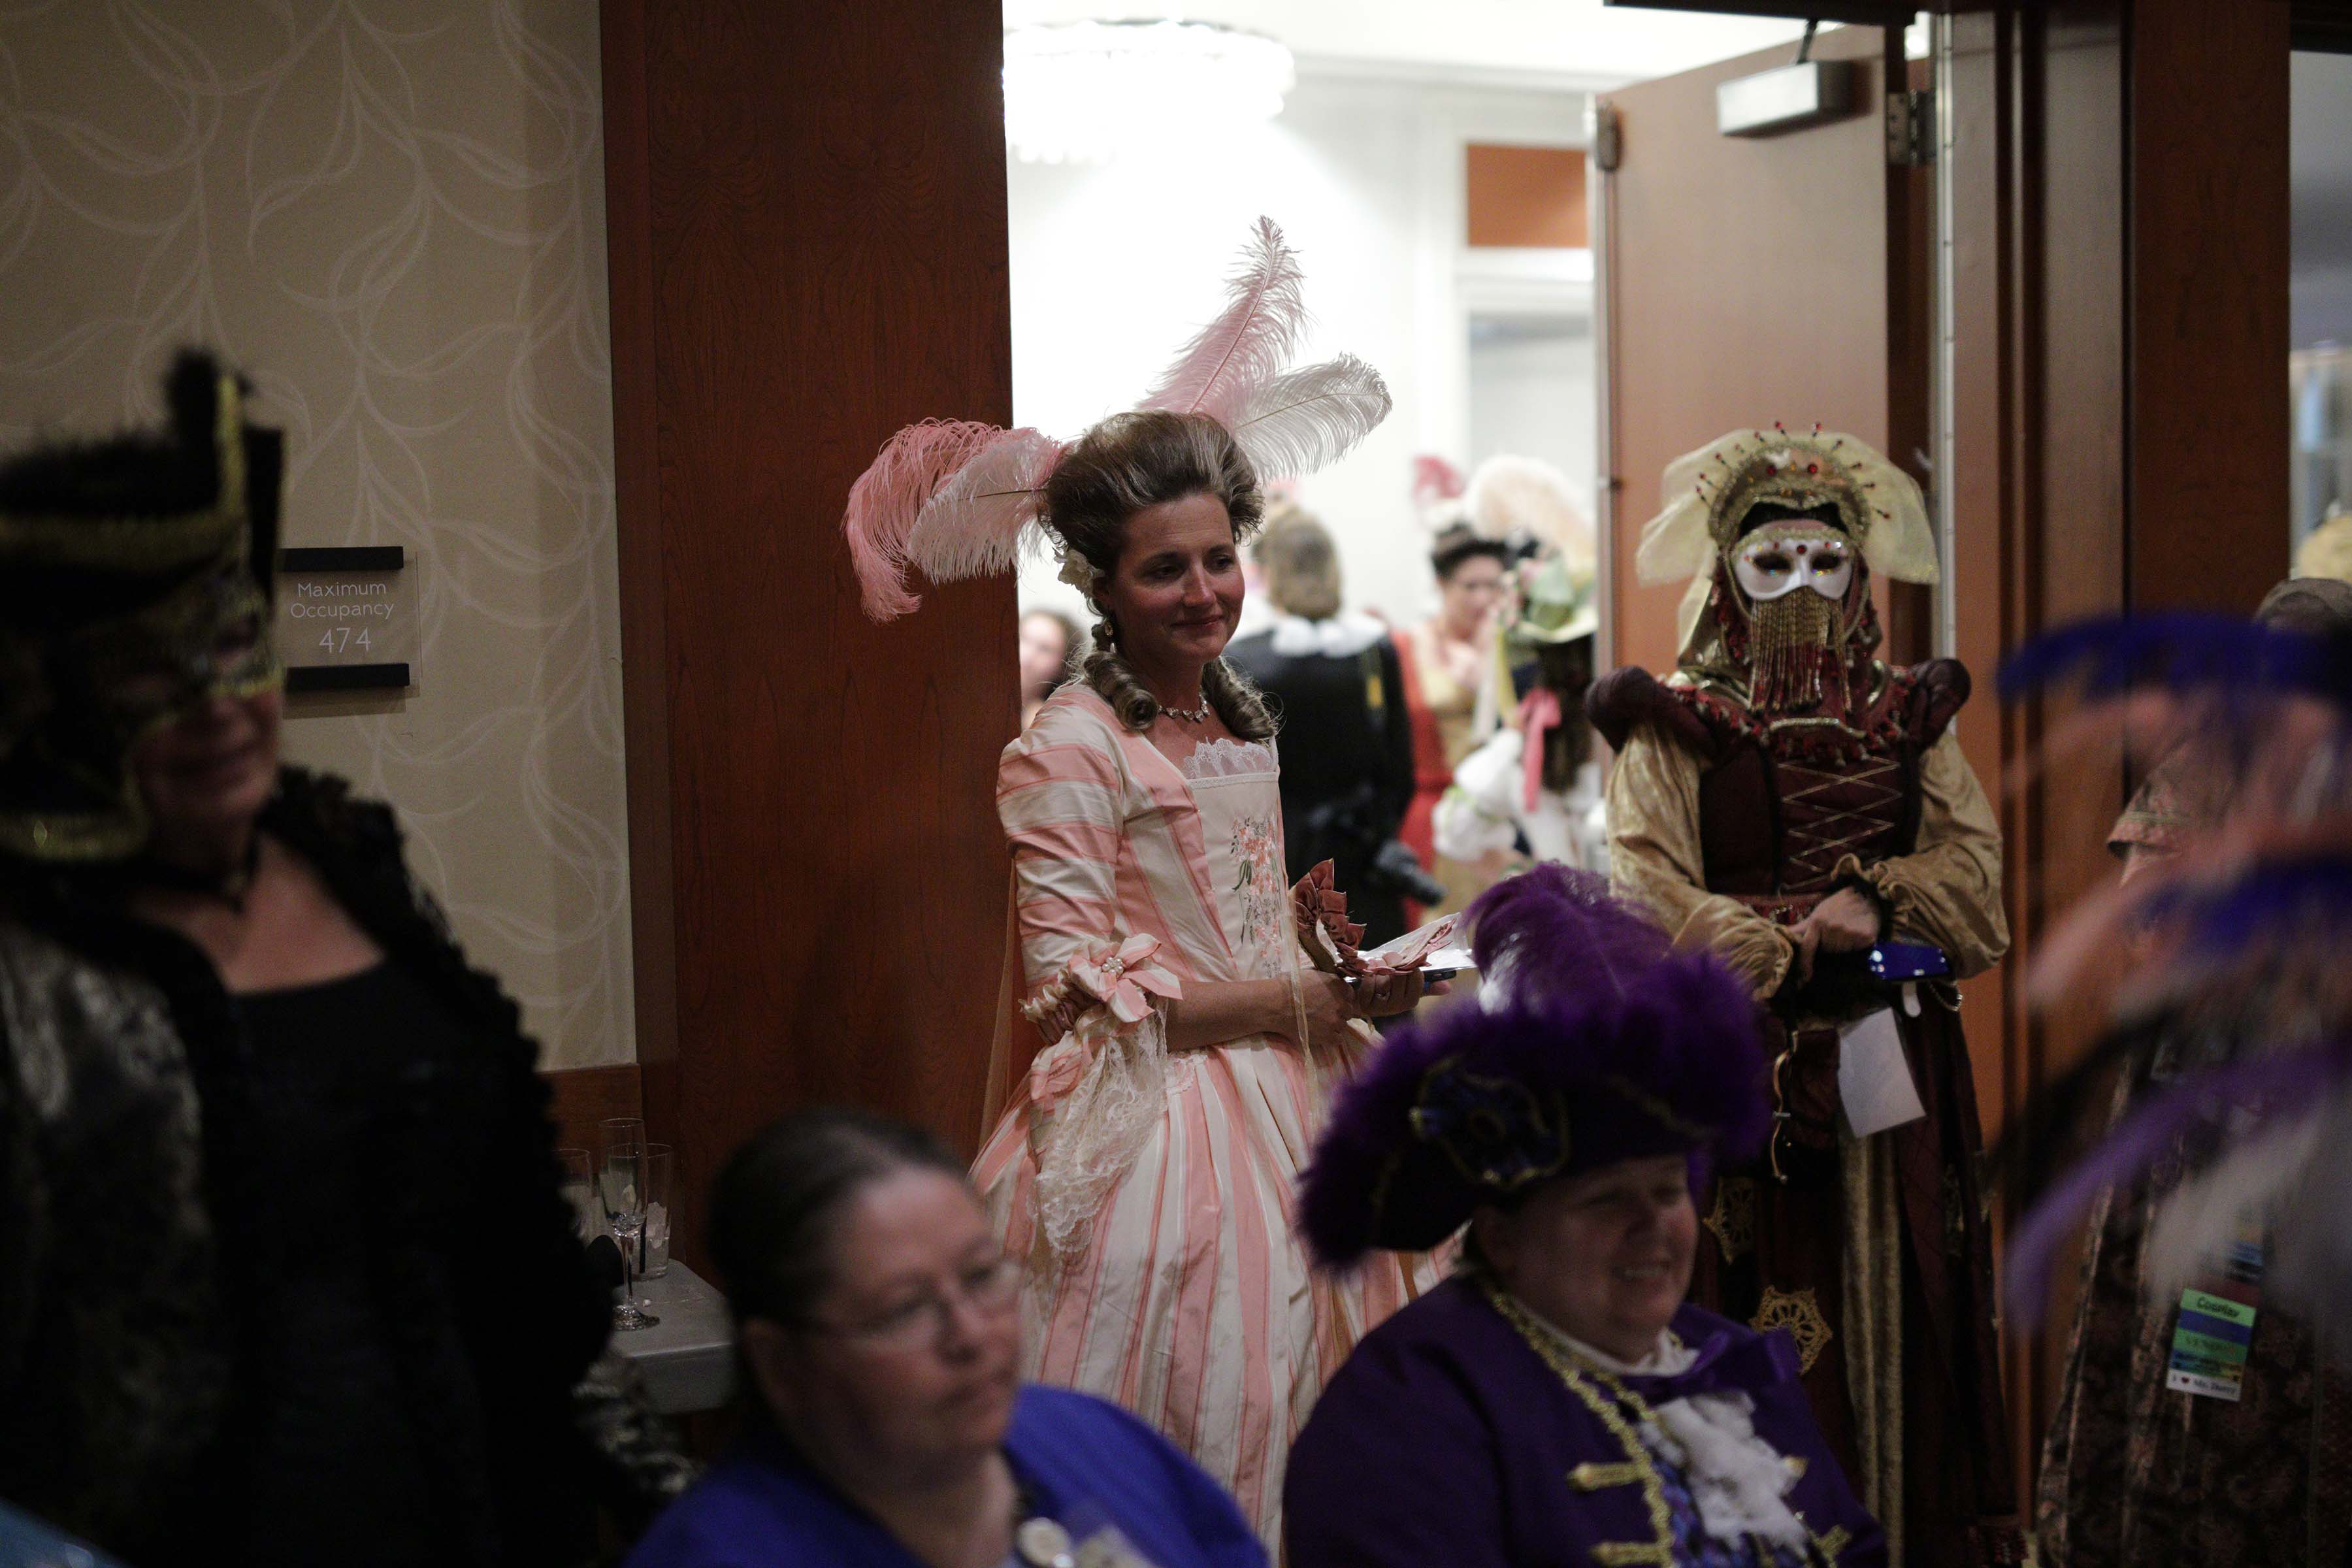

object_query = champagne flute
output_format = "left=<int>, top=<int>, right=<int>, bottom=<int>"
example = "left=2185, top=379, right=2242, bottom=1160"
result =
left=602, top=1143, right=661, bottom=1331
left=598, top=1117, right=651, bottom=1306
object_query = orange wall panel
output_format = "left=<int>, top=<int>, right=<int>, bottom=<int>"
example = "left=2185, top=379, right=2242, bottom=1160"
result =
left=1467, top=144, right=1590, bottom=249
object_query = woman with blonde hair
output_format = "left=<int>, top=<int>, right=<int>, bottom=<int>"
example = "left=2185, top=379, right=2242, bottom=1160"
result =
left=1226, top=508, right=1424, bottom=945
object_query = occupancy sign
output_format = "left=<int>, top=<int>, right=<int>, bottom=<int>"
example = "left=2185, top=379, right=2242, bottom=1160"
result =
left=276, top=546, right=414, bottom=693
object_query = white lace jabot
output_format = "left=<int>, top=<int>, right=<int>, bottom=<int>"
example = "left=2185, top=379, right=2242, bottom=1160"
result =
left=1516, top=1297, right=1810, bottom=1551
left=1267, top=610, right=1388, bottom=659
left=1181, top=737, right=1279, bottom=781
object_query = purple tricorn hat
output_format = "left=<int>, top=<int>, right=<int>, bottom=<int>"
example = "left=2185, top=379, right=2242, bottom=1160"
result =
left=1298, top=867, right=1770, bottom=1266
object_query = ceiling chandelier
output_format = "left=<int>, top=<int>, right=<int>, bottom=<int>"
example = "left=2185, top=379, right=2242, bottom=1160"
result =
left=1003, top=19, right=1296, bottom=166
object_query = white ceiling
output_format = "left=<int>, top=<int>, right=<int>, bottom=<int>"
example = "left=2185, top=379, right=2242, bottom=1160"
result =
left=1000, top=1, right=1811, bottom=91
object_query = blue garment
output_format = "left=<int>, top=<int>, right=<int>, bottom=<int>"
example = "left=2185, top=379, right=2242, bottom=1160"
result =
left=625, top=1386, right=1266, bottom=1568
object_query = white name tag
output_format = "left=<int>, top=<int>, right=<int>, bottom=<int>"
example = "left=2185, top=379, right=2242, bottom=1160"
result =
left=1838, top=1007, right=1927, bottom=1137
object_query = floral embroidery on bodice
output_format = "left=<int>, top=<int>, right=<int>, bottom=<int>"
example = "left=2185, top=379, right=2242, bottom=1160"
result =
left=1180, top=739, right=1291, bottom=979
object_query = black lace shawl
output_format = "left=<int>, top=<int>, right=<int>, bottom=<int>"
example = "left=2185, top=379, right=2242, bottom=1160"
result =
left=0, top=767, right=616, bottom=1565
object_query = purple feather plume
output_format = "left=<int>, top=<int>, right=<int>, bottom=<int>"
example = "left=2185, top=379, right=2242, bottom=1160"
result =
left=1465, top=864, right=1671, bottom=1006
left=2142, top=857, right=2352, bottom=960
left=1300, top=875, right=1767, bottom=1267
left=1999, top=612, right=2338, bottom=702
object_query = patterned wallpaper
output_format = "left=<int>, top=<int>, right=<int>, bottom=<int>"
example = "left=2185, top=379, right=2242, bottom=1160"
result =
left=0, top=1, right=634, bottom=1069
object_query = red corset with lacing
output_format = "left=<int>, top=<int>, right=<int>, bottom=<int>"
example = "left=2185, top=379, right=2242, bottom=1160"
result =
left=1680, top=667, right=1929, bottom=926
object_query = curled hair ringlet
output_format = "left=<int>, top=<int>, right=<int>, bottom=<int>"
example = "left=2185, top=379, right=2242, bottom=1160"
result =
left=1042, top=409, right=1277, bottom=742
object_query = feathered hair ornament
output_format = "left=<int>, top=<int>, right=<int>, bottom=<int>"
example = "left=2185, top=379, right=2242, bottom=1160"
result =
left=1996, top=599, right=2352, bottom=1362
left=841, top=218, right=1392, bottom=621
left=1298, top=867, right=1768, bottom=1266
left=1467, top=453, right=1594, bottom=577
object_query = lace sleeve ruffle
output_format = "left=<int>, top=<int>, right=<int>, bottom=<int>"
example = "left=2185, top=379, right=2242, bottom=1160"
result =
left=1019, top=935, right=1183, bottom=1262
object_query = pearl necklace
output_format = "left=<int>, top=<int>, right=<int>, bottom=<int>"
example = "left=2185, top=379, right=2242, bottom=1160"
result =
left=1160, top=696, right=1213, bottom=725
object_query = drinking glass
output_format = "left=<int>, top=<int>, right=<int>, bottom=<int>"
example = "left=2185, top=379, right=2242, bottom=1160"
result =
left=555, top=1147, right=598, bottom=1241
left=601, top=1143, right=661, bottom=1331
left=634, top=1143, right=674, bottom=1279
left=597, top=1118, right=652, bottom=1303
left=597, top=1117, right=645, bottom=1162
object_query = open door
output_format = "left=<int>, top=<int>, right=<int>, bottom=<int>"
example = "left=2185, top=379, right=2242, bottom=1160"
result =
left=1595, top=23, right=1929, bottom=678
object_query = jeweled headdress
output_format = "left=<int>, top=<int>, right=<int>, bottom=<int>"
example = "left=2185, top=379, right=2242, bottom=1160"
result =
left=841, top=218, right=1390, bottom=619
left=0, top=352, right=284, bottom=862
left=1298, top=867, right=1768, bottom=1264
left=1634, top=425, right=1936, bottom=677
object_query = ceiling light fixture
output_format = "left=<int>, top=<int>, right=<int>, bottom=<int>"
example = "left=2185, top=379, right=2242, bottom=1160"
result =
left=1003, top=19, right=1295, bottom=166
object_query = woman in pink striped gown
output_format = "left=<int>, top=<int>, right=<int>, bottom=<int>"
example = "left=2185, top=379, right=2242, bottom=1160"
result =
left=970, top=410, right=1447, bottom=1548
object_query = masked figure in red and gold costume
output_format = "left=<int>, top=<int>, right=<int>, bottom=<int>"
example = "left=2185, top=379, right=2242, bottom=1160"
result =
left=1588, top=427, right=2020, bottom=1566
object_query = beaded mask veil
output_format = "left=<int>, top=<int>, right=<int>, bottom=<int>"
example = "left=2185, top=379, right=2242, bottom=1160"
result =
left=0, top=353, right=284, bottom=862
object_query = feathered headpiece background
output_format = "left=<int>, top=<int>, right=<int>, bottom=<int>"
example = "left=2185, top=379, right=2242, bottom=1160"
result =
left=841, top=218, right=1392, bottom=621
left=1997, top=598, right=2352, bottom=1362
left=1298, top=867, right=1768, bottom=1266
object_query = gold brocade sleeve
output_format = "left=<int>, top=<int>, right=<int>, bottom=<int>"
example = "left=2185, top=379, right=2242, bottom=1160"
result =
left=1833, top=727, right=2010, bottom=979
left=1605, top=721, right=1797, bottom=998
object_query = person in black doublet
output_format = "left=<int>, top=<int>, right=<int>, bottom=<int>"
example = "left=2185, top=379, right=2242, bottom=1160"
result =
left=1224, top=508, right=1421, bottom=945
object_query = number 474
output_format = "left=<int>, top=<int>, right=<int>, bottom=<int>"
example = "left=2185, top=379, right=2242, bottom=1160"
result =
left=318, top=627, right=371, bottom=654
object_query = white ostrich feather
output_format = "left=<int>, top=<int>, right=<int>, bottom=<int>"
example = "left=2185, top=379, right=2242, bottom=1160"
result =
left=907, top=427, right=1065, bottom=585
left=1226, top=355, right=1392, bottom=481
left=2146, top=1109, right=2326, bottom=1301
left=2151, top=1092, right=2352, bottom=1362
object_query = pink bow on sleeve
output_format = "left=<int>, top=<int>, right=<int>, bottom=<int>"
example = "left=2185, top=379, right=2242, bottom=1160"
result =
left=1065, top=934, right=1183, bottom=1024
left=1518, top=687, right=1563, bottom=812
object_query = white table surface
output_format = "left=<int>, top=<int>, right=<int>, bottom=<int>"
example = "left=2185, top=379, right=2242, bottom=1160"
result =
left=610, top=1260, right=737, bottom=1415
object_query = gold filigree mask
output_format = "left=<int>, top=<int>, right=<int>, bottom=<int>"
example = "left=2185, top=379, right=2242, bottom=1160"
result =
left=0, top=365, right=283, bottom=862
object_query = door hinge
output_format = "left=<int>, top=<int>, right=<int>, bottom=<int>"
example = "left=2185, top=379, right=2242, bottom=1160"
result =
left=1590, top=100, right=1623, bottom=174
left=1886, top=88, right=1934, bottom=167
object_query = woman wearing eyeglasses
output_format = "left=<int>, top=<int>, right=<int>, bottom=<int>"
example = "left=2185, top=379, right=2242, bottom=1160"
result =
left=624, top=1109, right=1266, bottom=1568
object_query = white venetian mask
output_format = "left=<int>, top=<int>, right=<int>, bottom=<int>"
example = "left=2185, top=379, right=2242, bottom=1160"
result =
left=1732, top=526, right=1855, bottom=604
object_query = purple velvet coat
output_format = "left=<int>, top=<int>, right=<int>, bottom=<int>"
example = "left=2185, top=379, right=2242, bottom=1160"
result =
left=1285, top=1277, right=1886, bottom=1568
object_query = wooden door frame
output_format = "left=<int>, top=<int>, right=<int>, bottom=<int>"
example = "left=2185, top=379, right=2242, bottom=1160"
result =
left=598, top=0, right=1018, bottom=1271
left=1942, top=0, right=2291, bottom=1500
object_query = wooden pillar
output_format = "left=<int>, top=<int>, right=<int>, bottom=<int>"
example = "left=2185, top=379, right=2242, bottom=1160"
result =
left=601, top=0, right=1017, bottom=1269
left=1945, top=0, right=2293, bottom=1501
left=2128, top=0, right=2293, bottom=610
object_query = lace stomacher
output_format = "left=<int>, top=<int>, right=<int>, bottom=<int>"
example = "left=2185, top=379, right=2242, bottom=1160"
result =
left=1181, top=736, right=1280, bottom=781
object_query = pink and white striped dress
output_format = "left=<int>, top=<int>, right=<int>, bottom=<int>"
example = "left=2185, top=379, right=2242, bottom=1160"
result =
left=973, top=686, right=1444, bottom=1550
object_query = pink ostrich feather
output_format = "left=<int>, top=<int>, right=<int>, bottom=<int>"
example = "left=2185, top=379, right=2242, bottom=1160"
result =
left=843, top=419, right=1055, bottom=620
left=1413, top=453, right=1466, bottom=506
left=1141, top=216, right=1309, bottom=428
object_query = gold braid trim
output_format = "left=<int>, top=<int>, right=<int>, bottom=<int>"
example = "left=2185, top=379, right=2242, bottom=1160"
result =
left=1486, top=1277, right=1854, bottom=1567
left=0, top=372, right=252, bottom=571
left=1480, top=1279, right=1677, bottom=1567
left=0, top=507, right=242, bottom=568
left=1569, top=1463, right=1650, bottom=1492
